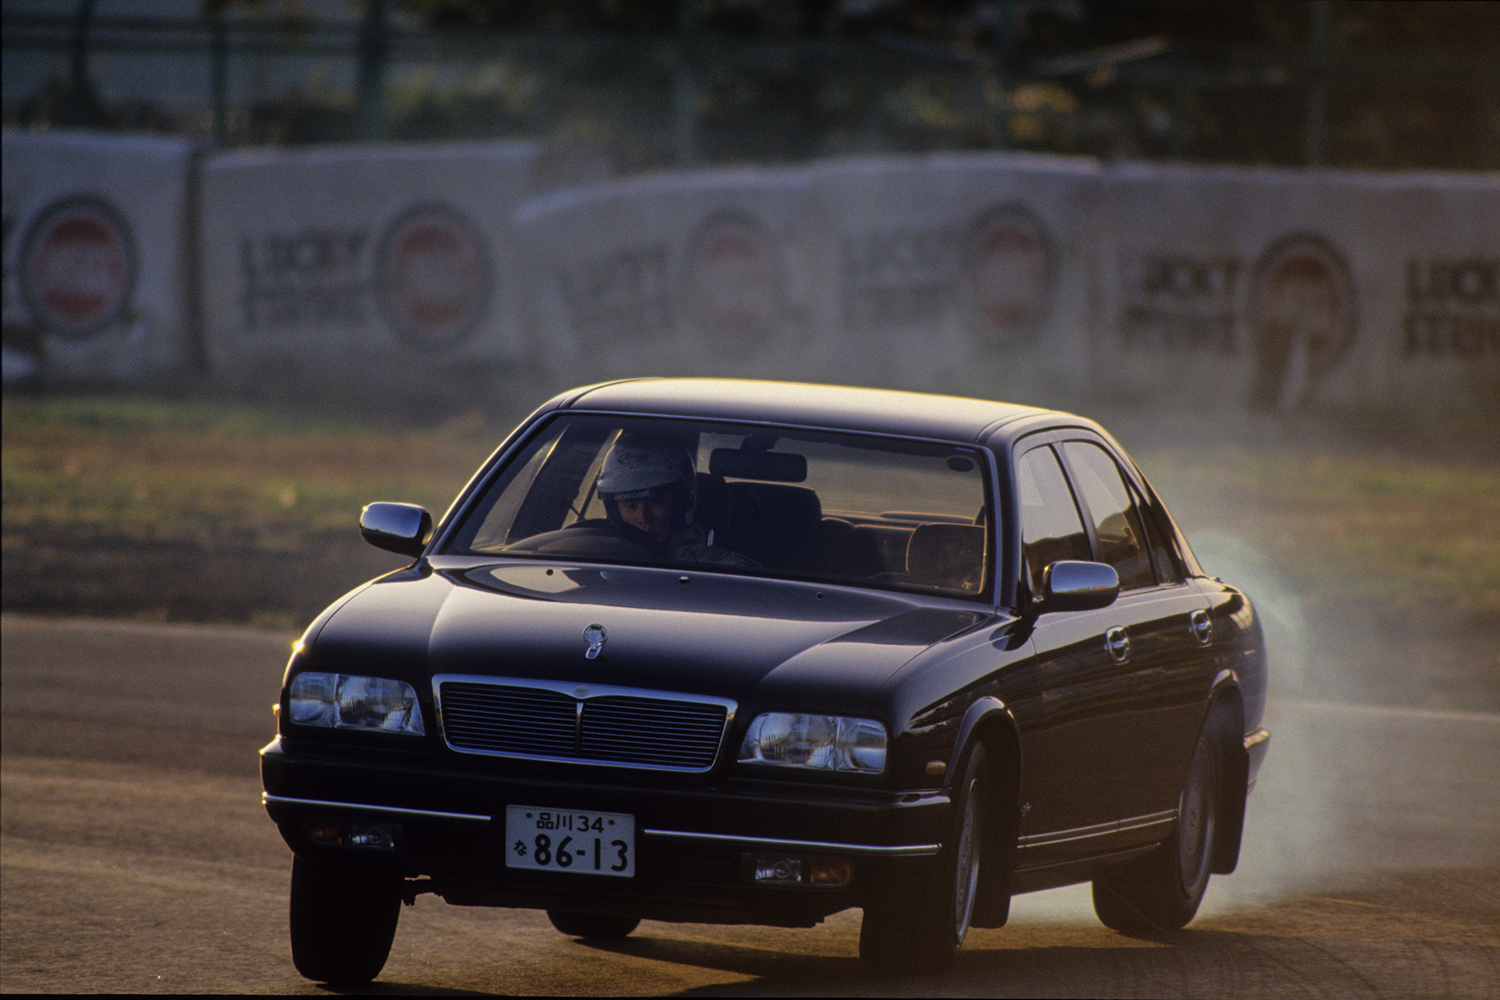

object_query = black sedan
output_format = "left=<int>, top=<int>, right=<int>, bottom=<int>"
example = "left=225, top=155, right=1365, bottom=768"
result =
left=261, top=378, right=1270, bottom=981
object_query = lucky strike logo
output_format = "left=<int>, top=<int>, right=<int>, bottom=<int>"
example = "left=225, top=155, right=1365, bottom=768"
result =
left=20, top=195, right=137, bottom=338
left=1247, top=233, right=1356, bottom=407
left=1118, top=232, right=1359, bottom=407
left=238, top=202, right=492, bottom=353
left=962, top=203, right=1055, bottom=347
left=551, top=210, right=785, bottom=357
left=374, top=203, right=492, bottom=351
left=683, top=212, right=781, bottom=357
left=1403, top=256, right=1498, bottom=359
left=839, top=201, right=1056, bottom=347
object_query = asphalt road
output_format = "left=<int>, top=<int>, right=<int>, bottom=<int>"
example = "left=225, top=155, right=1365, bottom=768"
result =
left=2, top=614, right=1497, bottom=996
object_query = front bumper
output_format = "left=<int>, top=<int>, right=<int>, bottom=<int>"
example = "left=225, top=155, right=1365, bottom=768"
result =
left=260, top=737, right=951, bottom=926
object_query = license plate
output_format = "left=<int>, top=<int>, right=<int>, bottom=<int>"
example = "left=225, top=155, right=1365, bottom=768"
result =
left=504, top=806, right=635, bottom=877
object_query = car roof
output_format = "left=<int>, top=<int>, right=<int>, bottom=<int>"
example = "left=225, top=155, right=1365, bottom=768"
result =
left=552, top=378, right=1093, bottom=446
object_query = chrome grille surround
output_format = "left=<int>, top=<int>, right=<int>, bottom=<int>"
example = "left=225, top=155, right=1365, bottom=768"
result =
left=433, top=675, right=737, bottom=773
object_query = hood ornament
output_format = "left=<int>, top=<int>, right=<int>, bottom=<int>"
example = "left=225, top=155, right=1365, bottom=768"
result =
left=583, top=623, right=608, bottom=660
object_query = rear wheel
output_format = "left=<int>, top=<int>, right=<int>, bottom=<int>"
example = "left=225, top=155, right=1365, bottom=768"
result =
left=1093, top=724, right=1221, bottom=934
left=860, top=744, right=988, bottom=973
left=546, top=910, right=641, bottom=940
left=288, top=855, right=401, bottom=983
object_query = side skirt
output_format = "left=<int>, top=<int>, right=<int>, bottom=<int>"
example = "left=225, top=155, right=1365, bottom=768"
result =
left=1009, top=845, right=1158, bottom=895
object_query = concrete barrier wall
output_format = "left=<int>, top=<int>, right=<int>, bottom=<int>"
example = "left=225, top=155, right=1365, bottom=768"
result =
left=198, top=141, right=545, bottom=395
left=4, top=130, right=1494, bottom=412
left=2, top=129, right=198, bottom=384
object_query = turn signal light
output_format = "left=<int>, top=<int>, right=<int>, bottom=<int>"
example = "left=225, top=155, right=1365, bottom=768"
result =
left=302, top=817, right=342, bottom=844
left=810, top=859, right=852, bottom=886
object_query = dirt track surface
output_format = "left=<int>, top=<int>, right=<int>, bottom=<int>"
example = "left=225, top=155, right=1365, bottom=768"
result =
left=3, top=615, right=1497, bottom=996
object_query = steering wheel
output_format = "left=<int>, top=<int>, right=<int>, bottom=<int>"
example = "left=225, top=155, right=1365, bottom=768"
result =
left=504, top=518, right=666, bottom=562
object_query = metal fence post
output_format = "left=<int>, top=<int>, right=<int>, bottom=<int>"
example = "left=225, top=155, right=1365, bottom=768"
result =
left=674, top=0, right=700, bottom=167
left=210, top=13, right=227, bottom=146
left=356, top=0, right=388, bottom=141
left=63, top=0, right=99, bottom=126
left=1305, top=0, right=1330, bottom=167
left=1483, top=68, right=1498, bottom=172
left=994, top=0, right=1014, bottom=150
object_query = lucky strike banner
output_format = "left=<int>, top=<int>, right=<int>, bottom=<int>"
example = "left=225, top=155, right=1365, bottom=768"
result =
left=1097, top=165, right=1498, bottom=413
left=199, top=141, right=541, bottom=389
left=6, top=131, right=1492, bottom=414
left=517, top=154, right=1103, bottom=398
left=516, top=156, right=1493, bottom=411
left=2, top=129, right=197, bottom=383
left=800, top=153, right=1099, bottom=396
left=516, top=167, right=819, bottom=387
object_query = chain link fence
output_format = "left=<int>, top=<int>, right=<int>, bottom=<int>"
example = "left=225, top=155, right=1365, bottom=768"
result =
left=4, top=6, right=1497, bottom=172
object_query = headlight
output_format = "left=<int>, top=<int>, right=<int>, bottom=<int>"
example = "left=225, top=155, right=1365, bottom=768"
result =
left=288, top=672, right=425, bottom=736
left=737, top=713, right=886, bottom=773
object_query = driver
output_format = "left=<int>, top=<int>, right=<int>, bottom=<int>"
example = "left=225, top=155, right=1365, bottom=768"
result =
left=596, top=434, right=751, bottom=567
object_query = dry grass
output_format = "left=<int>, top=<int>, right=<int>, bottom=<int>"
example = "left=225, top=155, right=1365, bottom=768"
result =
left=4, top=393, right=1498, bottom=670
left=1140, top=443, right=1500, bottom=620
left=2, top=395, right=498, bottom=551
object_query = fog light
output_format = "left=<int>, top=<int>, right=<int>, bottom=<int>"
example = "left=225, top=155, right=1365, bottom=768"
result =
left=345, top=820, right=397, bottom=851
left=752, top=855, right=804, bottom=884
left=809, top=859, right=852, bottom=887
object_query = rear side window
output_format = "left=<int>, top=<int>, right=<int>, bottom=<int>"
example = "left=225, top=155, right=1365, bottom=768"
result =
left=1017, top=446, right=1092, bottom=596
left=1061, top=441, right=1157, bottom=591
left=1135, top=484, right=1184, bottom=584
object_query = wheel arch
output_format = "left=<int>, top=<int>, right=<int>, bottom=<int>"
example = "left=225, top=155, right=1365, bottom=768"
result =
left=948, top=697, right=1021, bottom=928
left=1203, top=674, right=1249, bottom=875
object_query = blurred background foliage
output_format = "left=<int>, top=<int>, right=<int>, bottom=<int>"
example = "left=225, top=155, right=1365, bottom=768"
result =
left=4, top=0, right=1497, bottom=171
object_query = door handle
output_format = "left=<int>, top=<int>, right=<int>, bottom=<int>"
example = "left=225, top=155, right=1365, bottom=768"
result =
left=1105, top=626, right=1131, bottom=663
left=1190, top=609, right=1214, bottom=646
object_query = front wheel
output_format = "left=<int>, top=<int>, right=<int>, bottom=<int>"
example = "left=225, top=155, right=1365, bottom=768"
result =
left=859, top=744, right=988, bottom=973
left=288, top=855, right=401, bottom=983
left=1092, top=724, right=1221, bottom=934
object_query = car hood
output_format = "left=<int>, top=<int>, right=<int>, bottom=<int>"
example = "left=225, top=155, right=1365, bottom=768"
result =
left=311, top=559, right=991, bottom=716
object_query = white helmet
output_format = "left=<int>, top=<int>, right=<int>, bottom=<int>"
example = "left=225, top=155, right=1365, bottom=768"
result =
left=597, top=434, right=697, bottom=524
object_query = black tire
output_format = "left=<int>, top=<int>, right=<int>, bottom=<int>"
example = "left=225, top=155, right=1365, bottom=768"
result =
left=288, top=855, right=401, bottom=984
left=859, top=744, right=988, bottom=974
left=546, top=910, right=641, bottom=940
left=1092, top=724, right=1222, bottom=934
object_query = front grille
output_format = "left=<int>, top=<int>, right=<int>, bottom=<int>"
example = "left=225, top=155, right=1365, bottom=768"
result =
left=436, top=677, right=734, bottom=772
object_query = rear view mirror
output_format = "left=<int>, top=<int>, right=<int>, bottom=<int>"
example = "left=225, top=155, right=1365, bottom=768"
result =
left=708, top=448, right=807, bottom=482
left=360, top=502, right=433, bottom=558
left=1040, top=560, right=1119, bottom=613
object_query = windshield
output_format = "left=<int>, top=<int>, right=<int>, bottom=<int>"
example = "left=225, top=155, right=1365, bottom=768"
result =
left=444, top=414, right=992, bottom=599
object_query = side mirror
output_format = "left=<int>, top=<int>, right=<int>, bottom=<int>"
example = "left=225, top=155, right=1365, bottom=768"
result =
left=1040, top=560, right=1119, bottom=613
left=360, top=502, right=433, bottom=558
